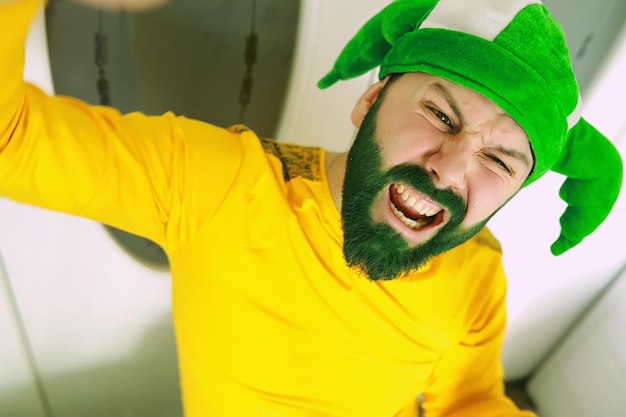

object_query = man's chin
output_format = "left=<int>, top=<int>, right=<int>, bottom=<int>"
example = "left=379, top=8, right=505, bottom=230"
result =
left=342, top=218, right=488, bottom=281
left=342, top=222, right=433, bottom=281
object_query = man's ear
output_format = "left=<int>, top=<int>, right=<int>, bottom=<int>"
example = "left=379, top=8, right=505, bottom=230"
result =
left=350, top=80, right=386, bottom=128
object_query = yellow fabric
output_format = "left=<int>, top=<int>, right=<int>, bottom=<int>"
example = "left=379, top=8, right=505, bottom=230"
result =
left=1, top=1, right=536, bottom=416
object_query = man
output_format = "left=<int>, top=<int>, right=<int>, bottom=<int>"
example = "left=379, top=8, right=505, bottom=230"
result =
left=1, top=0, right=622, bottom=416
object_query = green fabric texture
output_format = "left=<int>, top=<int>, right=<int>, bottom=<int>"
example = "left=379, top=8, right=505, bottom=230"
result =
left=317, top=0, right=436, bottom=88
left=551, top=118, right=624, bottom=255
left=318, top=0, right=623, bottom=254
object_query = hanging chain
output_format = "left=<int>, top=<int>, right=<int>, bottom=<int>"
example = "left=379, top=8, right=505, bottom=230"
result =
left=94, top=3, right=257, bottom=116
left=95, top=10, right=112, bottom=106
left=238, top=0, right=258, bottom=124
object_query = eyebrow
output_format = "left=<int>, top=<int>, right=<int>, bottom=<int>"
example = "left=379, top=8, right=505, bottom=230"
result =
left=490, top=144, right=533, bottom=169
left=428, top=82, right=533, bottom=169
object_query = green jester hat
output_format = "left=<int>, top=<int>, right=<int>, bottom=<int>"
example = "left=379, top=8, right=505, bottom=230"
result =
left=318, top=0, right=623, bottom=255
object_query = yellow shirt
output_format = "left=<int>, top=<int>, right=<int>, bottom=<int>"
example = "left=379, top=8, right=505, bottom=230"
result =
left=1, top=1, right=536, bottom=416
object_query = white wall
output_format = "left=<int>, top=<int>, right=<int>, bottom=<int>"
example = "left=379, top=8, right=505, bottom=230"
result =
left=494, top=22, right=626, bottom=380
left=527, top=263, right=626, bottom=417
left=0, top=252, right=47, bottom=417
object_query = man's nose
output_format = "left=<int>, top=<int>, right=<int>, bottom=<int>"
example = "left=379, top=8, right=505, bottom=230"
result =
left=424, top=138, right=472, bottom=191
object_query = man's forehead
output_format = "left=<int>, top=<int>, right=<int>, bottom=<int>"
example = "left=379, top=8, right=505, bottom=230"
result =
left=418, top=74, right=523, bottom=128
left=423, top=74, right=507, bottom=115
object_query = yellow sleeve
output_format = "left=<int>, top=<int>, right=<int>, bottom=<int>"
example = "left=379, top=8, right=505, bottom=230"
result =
left=0, top=0, right=243, bottom=252
left=421, top=256, right=537, bottom=417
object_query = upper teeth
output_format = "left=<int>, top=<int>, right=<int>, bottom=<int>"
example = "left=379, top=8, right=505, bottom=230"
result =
left=395, top=184, right=439, bottom=217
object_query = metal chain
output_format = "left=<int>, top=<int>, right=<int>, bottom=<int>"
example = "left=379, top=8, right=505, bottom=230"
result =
left=95, top=10, right=111, bottom=106
left=238, top=0, right=258, bottom=124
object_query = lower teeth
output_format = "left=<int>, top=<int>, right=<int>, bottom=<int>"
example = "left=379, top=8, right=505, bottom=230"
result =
left=391, top=203, right=422, bottom=229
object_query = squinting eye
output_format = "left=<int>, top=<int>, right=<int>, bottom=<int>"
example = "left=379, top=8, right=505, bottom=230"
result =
left=485, top=153, right=512, bottom=174
left=429, top=107, right=453, bottom=128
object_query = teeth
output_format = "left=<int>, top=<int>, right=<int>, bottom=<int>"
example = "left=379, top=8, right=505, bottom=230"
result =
left=393, top=184, right=441, bottom=218
left=391, top=203, right=418, bottom=229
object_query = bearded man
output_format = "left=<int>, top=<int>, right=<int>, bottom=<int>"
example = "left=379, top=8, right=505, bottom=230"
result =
left=0, top=0, right=622, bottom=416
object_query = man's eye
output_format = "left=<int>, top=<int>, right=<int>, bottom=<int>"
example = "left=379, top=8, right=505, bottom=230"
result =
left=484, top=153, right=512, bottom=174
left=429, top=107, right=453, bottom=128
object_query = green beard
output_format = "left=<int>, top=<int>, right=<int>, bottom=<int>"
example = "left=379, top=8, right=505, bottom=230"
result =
left=341, top=98, right=489, bottom=281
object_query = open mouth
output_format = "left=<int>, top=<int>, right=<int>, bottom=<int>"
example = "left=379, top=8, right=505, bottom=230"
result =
left=388, top=183, right=445, bottom=231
